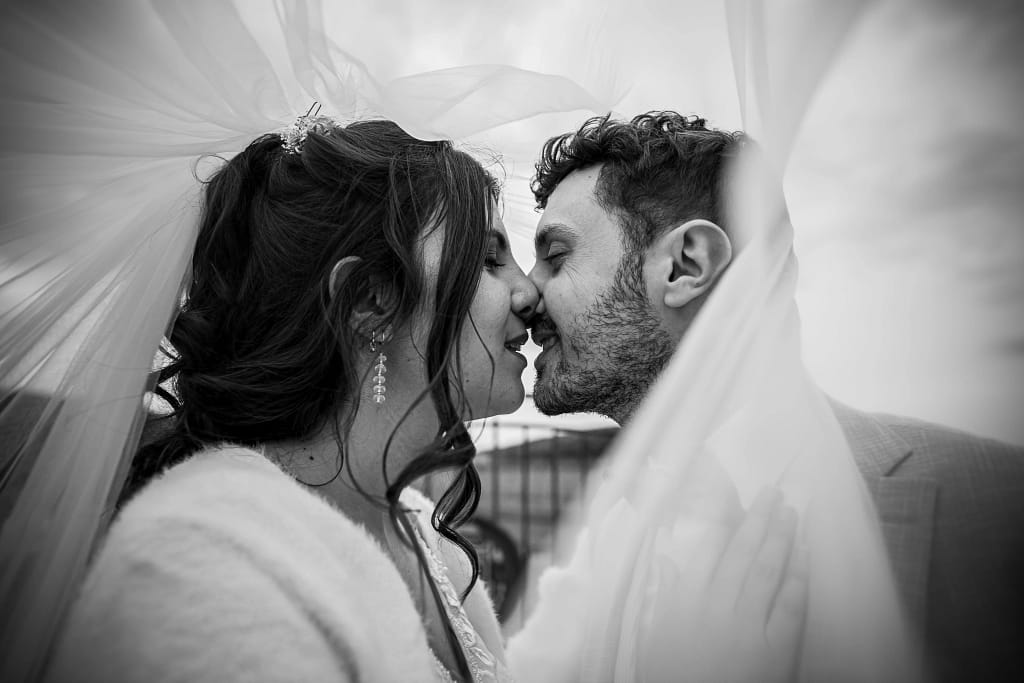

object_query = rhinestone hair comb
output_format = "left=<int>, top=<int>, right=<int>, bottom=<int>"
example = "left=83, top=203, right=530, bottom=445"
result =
left=280, top=102, right=333, bottom=154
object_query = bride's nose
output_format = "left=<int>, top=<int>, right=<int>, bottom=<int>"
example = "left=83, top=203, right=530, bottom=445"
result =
left=511, top=271, right=539, bottom=320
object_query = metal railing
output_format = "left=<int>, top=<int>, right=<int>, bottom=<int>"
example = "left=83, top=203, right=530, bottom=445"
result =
left=422, top=419, right=618, bottom=624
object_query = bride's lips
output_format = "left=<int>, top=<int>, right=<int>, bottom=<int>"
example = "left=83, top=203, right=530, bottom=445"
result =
left=503, top=331, right=529, bottom=366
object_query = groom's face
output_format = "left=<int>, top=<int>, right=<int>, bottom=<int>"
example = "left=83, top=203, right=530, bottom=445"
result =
left=528, top=166, right=675, bottom=423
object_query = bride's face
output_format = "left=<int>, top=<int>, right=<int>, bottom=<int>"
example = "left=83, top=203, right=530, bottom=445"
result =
left=419, top=211, right=538, bottom=419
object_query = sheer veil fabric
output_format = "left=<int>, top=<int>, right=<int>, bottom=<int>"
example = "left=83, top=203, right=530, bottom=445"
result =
left=0, top=3, right=612, bottom=679
left=5, top=0, right=1016, bottom=680
left=507, top=3, right=919, bottom=680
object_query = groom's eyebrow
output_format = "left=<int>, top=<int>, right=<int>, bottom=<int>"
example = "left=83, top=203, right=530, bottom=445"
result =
left=534, top=223, right=575, bottom=253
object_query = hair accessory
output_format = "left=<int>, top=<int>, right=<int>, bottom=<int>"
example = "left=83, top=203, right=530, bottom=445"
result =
left=370, top=330, right=388, bottom=404
left=280, top=102, right=332, bottom=154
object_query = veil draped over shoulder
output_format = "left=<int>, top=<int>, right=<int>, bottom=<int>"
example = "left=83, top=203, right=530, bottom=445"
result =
left=2, top=1, right=1022, bottom=681
left=506, top=3, right=921, bottom=681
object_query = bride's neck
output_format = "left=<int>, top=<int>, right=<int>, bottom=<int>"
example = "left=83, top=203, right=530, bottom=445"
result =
left=263, top=393, right=441, bottom=538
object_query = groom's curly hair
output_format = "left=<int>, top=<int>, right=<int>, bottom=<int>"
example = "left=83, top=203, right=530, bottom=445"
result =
left=532, top=111, right=746, bottom=259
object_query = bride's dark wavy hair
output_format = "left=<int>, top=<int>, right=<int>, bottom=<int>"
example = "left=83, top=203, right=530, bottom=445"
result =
left=126, top=120, right=496, bottom=674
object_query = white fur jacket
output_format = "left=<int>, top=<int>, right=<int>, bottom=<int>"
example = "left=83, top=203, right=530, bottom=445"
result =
left=47, top=446, right=507, bottom=682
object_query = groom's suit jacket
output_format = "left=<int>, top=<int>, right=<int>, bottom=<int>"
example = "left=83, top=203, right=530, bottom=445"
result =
left=831, top=400, right=1024, bottom=683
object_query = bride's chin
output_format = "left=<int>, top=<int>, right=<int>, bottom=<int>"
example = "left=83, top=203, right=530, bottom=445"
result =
left=466, top=380, right=525, bottom=420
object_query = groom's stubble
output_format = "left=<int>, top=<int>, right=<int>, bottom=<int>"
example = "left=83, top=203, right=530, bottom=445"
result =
left=533, top=252, right=676, bottom=424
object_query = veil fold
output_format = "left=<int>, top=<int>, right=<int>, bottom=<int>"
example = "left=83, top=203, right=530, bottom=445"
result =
left=0, top=2, right=610, bottom=680
left=506, top=1, right=920, bottom=680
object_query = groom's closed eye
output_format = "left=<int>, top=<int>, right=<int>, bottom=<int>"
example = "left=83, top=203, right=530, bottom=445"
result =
left=535, top=223, right=576, bottom=271
left=542, top=244, right=568, bottom=270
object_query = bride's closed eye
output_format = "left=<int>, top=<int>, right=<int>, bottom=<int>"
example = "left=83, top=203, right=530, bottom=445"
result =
left=484, top=246, right=506, bottom=271
left=484, top=230, right=510, bottom=272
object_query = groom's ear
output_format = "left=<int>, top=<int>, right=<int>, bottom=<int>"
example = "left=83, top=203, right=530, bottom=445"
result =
left=654, top=219, right=732, bottom=309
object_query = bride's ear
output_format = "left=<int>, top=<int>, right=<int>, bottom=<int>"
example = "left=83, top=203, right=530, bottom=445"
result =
left=328, top=256, right=395, bottom=341
left=328, top=257, right=360, bottom=300
left=655, top=219, right=732, bottom=309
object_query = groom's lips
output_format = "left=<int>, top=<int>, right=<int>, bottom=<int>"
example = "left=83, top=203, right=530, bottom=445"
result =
left=531, top=326, right=559, bottom=369
left=531, top=327, right=557, bottom=350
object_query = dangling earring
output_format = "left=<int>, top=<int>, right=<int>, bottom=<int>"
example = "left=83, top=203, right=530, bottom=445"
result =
left=370, top=330, right=387, bottom=405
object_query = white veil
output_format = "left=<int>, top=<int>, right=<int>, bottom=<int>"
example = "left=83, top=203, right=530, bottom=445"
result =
left=505, top=2, right=920, bottom=681
left=2, top=0, right=1021, bottom=681
left=0, top=2, right=611, bottom=679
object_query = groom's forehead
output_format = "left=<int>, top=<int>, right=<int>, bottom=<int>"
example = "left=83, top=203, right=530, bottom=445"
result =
left=534, top=168, right=621, bottom=248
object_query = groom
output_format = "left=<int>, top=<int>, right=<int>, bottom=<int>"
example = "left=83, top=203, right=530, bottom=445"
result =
left=526, top=111, right=1024, bottom=682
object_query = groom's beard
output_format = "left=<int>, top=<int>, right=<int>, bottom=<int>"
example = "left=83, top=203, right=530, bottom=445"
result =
left=533, top=258, right=675, bottom=424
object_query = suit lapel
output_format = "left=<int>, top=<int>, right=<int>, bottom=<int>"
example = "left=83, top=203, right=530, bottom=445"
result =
left=829, top=399, right=937, bottom=630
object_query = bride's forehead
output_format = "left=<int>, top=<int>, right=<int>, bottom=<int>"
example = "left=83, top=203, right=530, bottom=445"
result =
left=412, top=218, right=479, bottom=277
left=415, top=209, right=505, bottom=249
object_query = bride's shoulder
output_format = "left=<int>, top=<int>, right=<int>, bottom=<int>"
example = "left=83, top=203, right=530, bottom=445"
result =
left=53, top=446, right=435, bottom=683
left=82, top=443, right=423, bottom=632
left=117, top=444, right=291, bottom=521
left=107, top=445, right=387, bottom=581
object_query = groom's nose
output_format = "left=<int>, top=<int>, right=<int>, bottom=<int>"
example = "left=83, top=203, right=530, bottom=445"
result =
left=526, top=265, right=547, bottom=319
left=511, top=274, right=539, bottom=321
left=527, top=261, right=546, bottom=291
left=530, top=291, right=546, bottom=320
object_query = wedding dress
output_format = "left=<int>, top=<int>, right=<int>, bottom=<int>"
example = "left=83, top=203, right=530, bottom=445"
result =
left=3, top=0, right=1019, bottom=681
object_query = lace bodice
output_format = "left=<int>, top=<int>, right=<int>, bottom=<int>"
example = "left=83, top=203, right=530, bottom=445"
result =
left=408, top=519, right=515, bottom=683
